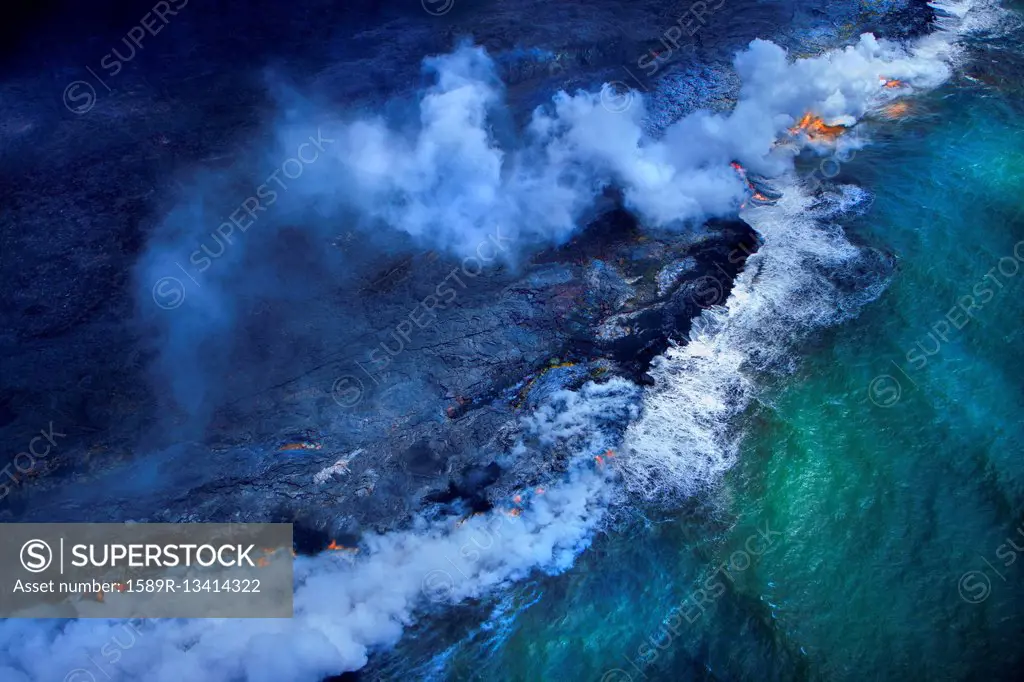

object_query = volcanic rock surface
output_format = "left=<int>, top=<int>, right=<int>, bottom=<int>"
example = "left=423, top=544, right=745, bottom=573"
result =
left=0, top=0, right=934, bottom=541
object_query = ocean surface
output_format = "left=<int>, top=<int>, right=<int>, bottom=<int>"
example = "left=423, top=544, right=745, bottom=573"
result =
left=367, top=2, right=1024, bottom=680
left=3, top=1, right=1023, bottom=680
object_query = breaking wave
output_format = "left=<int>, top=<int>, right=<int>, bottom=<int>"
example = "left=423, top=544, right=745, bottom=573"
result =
left=620, top=181, right=886, bottom=500
left=1, top=1, right=1010, bottom=680
left=618, top=0, right=1005, bottom=499
left=618, top=0, right=1003, bottom=500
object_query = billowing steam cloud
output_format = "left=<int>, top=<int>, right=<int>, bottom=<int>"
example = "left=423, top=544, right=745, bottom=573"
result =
left=284, top=33, right=946, bottom=253
left=135, top=30, right=944, bottom=426
left=311, top=31, right=951, bottom=248
left=614, top=31, right=959, bottom=501
left=0, top=379, right=637, bottom=681
left=0, top=470, right=613, bottom=682
left=9, top=5, right=983, bottom=678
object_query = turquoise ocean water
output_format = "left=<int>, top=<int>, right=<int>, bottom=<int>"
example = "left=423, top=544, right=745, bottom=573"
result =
left=374, top=4, right=1024, bottom=680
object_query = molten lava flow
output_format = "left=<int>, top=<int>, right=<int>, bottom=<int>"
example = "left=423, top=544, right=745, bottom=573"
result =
left=879, top=77, right=905, bottom=89
left=731, top=163, right=771, bottom=205
left=278, top=441, right=321, bottom=452
left=789, top=113, right=847, bottom=141
left=733, top=162, right=754, bottom=209
left=731, top=162, right=751, bottom=185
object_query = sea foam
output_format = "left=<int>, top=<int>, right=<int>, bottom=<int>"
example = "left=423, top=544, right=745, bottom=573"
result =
left=1, top=0, right=1003, bottom=678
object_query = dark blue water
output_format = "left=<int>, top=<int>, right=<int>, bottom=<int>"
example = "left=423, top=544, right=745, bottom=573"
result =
left=368, top=3, right=1024, bottom=680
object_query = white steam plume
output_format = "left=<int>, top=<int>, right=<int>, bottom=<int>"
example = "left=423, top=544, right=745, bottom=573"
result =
left=294, top=31, right=953, bottom=258
left=8, top=1, right=1001, bottom=676
left=0, top=379, right=637, bottom=680
left=617, top=3, right=993, bottom=499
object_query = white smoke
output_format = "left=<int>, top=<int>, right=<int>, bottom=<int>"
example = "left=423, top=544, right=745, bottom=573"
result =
left=0, top=379, right=635, bottom=681
left=6, top=0, right=1003, bottom=677
left=0, top=472, right=605, bottom=681
left=516, top=377, right=641, bottom=454
left=290, top=30, right=954, bottom=259
left=620, top=182, right=883, bottom=500
left=616, top=4, right=988, bottom=499
left=285, top=44, right=601, bottom=259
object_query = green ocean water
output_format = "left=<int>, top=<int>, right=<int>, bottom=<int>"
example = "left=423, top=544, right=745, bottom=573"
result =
left=731, top=61, right=1024, bottom=681
left=377, top=8, right=1024, bottom=682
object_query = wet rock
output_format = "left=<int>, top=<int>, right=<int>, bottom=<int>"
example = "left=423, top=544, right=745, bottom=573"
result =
left=424, top=461, right=501, bottom=513
left=0, top=0, right=923, bottom=551
left=5, top=195, right=760, bottom=544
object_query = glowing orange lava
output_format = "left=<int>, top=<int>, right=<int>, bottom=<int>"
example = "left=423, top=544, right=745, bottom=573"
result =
left=278, top=442, right=320, bottom=452
left=732, top=162, right=767, bottom=204
left=879, top=77, right=905, bottom=89
left=789, top=113, right=847, bottom=141
left=325, top=541, right=360, bottom=554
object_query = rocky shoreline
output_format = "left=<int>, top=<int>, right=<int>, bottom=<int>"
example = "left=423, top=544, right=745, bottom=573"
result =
left=1, top=0, right=933, bottom=547
left=3, top=194, right=759, bottom=548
